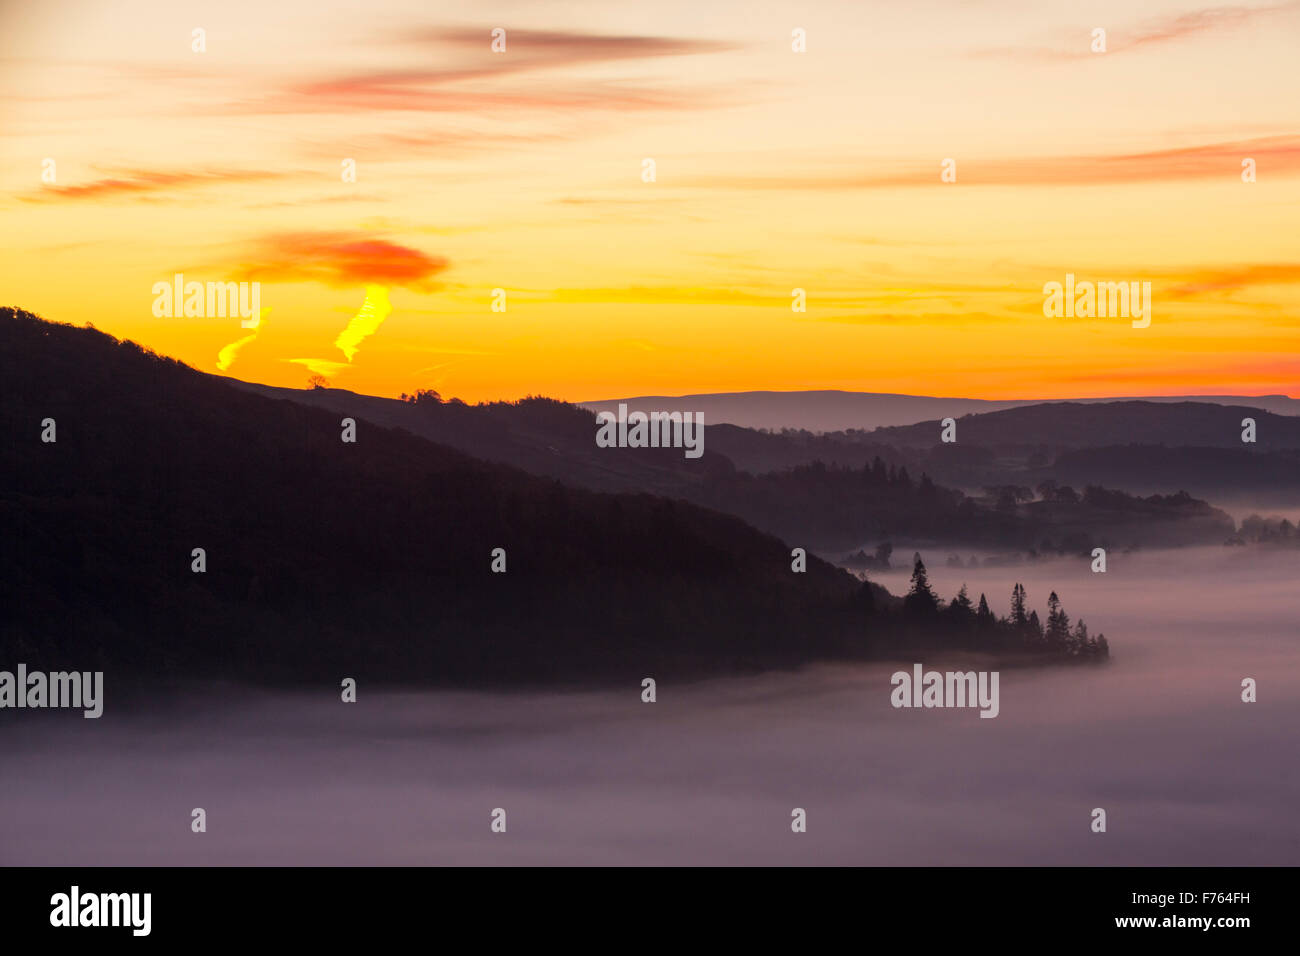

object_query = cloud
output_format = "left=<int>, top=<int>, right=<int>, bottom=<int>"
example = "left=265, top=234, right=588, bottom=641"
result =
left=1163, top=263, right=1300, bottom=298
left=221, top=82, right=733, bottom=116
left=1121, top=3, right=1296, bottom=51
left=378, top=26, right=736, bottom=73
left=681, top=136, right=1300, bottom=190
left=213, top=28, right=742, bottom=117
left=20, top=168, right=289, bottom=203
left=287, top=358, right=350, bottom=377
left=229, top=231, right=448, bottom=291
left=217, top=331, right=259, bottom=372
left=334, top=285, right=392, bottom=362
left=968, top=2, right=1299, bottom=60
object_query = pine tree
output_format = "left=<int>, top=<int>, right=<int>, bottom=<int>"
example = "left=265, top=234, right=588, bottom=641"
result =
left=903, top=553, right=940, bottom=616
left=1010, top=583, right=1027, bottom=627
left=1045, top=591, right=1070, bottom=648
left=1071, top=619, right=1089, bottom=656
left=1027, top=609, right=1044, bottom=643
left=975, top=592, right=994, bottom=629
left=952, top=584, right=974, bottom=614
left=947, top=583, right=975, bottom=631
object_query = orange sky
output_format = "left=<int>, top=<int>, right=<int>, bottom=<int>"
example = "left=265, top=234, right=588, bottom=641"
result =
left=2, top=0, right=1298, bottom=403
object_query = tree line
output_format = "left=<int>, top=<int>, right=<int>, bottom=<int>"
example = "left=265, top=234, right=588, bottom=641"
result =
left=854, top=553, right=1110, bottom=659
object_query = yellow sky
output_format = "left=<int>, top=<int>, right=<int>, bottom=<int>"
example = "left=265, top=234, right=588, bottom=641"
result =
left=2, top=0, right=1298, bottom=403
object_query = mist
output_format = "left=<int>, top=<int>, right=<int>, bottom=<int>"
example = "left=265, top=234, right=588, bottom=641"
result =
left=1, top=546, right=1295, bottom=865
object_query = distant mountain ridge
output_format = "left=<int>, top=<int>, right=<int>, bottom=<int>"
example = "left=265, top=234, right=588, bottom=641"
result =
left=225, top=379, right=1241, bottom=552
left=580, top=390, right=1300, bottom=432
left=870, top=401, right=1300, bottom=451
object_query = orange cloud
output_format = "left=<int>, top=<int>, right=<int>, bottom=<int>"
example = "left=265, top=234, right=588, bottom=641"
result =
left=223, top=82, right=734, bottom=116
left=1122, top=3, right=1297, bottom=52
left=683, top=136, right=1300, bottom=189
left=214, top=28, right=741, bottom=117
left=229, top=232, right=448, bottom=290
left=21, top=168, right=289, bottom=203
left=1164, top=263, right=1300, bottom=298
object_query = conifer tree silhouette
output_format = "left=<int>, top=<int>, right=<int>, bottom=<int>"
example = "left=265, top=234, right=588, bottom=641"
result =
left=1045, top=591, right=1071, bottom=648
left=1027, top=608, right=1044, bottom=643
left=1010, top=582, right=1027, bottom=627
left=903, top=552, right=940, bottom=616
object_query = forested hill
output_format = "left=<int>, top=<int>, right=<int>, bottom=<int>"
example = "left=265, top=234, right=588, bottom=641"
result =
left=1, top=308, right=1114, bottom=687
left=0, top=308, right=872, bottom=683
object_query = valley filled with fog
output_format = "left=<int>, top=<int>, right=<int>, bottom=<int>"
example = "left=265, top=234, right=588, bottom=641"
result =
left=2, top=546, right=1294, bottom=865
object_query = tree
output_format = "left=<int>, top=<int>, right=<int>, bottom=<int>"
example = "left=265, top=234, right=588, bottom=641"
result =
left=903, top=552, right=940, bottom=616
left=947, top=584, right=975, bottom=630
left=952, top=583, right=973, bottom=613
left=975, top=593, right=995, bottom=630
left=1027, top=609, right=1044, bottom=643
left=307, top=373, right=329, bottom=390
left=1071, top=619, right=1089, bottom=656
left=1045, top=591, right=1070, bottom=648
left=1010, top=583, right=1027, bottom=627
left=404, top=388, right=442, bottom=406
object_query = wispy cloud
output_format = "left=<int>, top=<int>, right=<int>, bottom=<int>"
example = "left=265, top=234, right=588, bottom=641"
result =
left=1164, top=263, right=1300, bottom=298
left=968, top=2, right=1300, bottom=61
left=681, top=136, right=1300, bottom=190
left=391, top=27, right=736, bottom=60
left=217, top=329, right=261, bottom=372
left=20, top=168, right=289, bottom=203
left=334, top=285, right=392, bottom=361
left=214, top=27, right=742, bottom=117
left=287, top=357, right=350, bottom=377
left=220, top=82, right=735, bottom=116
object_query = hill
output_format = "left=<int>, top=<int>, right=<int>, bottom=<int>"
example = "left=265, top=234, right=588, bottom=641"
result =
left=1, top=308, right=1106, bottom=685
left=871, top=401, right=1300, bottom=451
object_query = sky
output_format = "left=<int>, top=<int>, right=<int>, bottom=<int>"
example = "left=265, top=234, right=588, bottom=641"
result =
left=1, top=0, right=1298, bottom=403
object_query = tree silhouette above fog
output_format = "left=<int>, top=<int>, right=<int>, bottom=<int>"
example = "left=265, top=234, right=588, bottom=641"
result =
left=892, top=563, right=1109, bottom=659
